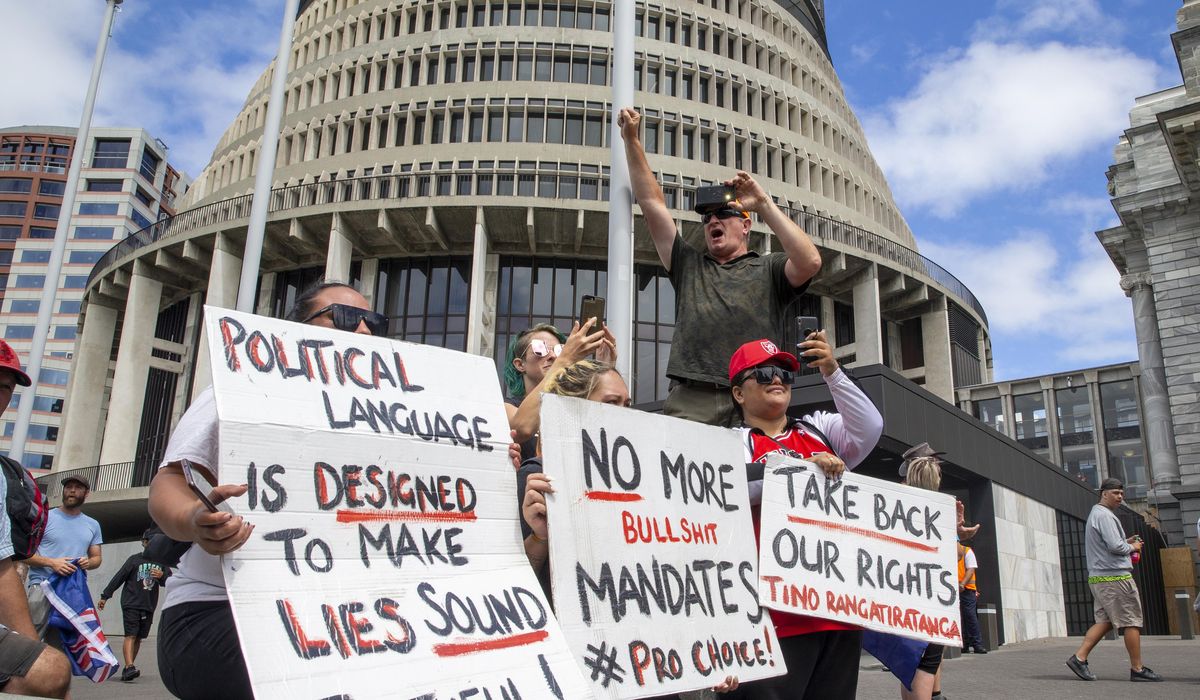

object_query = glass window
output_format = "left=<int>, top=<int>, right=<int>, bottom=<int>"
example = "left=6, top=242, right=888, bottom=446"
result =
left=1100, top=381, right=1140, bottom=430
left=376, top=256, right=471, bottom=351
left=38, top=180, right=66, bottom=196
left=546, top=113, right=564, bottom=144
left=5, top=325, right=35, bottom=339
left=79, top=202, right=118, bottom=215
left=0, top=226, right=21, bottom=240
left=469, top=112, right=484, bottom=142
left=59, top=300, right=81, bottom=314
left=53, top=325, right=76, bottom=340
left=14, top=275, right=45, bottom=288
left=68, top=250, right=104, bottom=265
left=973, top=397, right=1006, bottom=436
left=1013, top=392, right=1048, bottom=454
left=526, top=112, right=544, bottom=142
left=9, top=300, right=38, bottom=313
left=130, top=208, right=152, bottom=230
left=0, top=202, right=28, bottom=217
left=91, top=139, right=130, bottom=169
left=74, top=226, right=114, bottom=239
left=63, top=275, right=88, bottom=289
left=86, top=179, right=123, bottom=192
left=40, top=369, right=69, bottom=385
left=517, top=54, right=533, bottom=80
left=28, top=226, right=55, bottom=239
left=499, top=55, right=513, bottom=81
left=1056, top=385, right=1094, bottom=438
left=139, top=147, right=161, bottom=181
left=507, top=112, right=523, bottom=142
left=33, top=203, right=59, bottom=219
left=0, top=178, right=32, bottom=193
left=21, top=250, right=51, bottom=263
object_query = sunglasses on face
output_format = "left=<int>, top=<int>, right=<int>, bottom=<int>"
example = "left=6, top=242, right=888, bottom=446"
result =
left=528, top=339, right=564, bottom=358
left=303, top=303, right=389, bottom=335
left=741, top=365, right=794, bottom=386
left=702, top=209, right=744, bottom=224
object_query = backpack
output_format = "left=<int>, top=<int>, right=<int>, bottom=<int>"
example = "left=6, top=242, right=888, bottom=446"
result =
left=1, top=455, right=49, bottom=560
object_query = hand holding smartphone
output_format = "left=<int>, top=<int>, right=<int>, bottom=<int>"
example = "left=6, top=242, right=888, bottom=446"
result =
left=579, top=295, right=606, bottom=327
left=181, top=459, right=233, bottom=514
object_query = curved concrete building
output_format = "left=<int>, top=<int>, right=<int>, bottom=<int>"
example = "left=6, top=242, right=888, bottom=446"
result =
left=56, top=0, right=992, bottom=499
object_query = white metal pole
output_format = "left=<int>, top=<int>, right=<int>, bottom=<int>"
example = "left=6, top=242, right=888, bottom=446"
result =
left=10, top=0, right=123, bottom=464
left=236, top=0, right=301, bottom=312
left=607, top=0, right=635, bottom=380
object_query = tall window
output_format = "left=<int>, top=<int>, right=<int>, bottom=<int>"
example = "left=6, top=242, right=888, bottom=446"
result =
left=91, top=139, right=130, bottom=169
left=140, top=147, right=161, bottom=182
left=972, top=397, right=1006, bottom=436
left=1013, top=392, right=1048, bottom=457
left=1057, top=384, right=1097, bottom=487
left=376, top=257, right=471, bottom=351
left=1100, top=381, right=1146, bottom=499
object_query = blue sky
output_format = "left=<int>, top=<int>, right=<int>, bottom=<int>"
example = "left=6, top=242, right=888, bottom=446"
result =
left=0, top=0, right=1184, bottom=381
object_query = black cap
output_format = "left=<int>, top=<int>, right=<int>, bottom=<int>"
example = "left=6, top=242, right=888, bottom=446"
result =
left=1099, top=477, right=1124, bottom=492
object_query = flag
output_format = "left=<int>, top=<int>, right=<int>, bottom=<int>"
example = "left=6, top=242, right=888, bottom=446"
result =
left=41, top=569, right=120, bottom=683
left=862, top=630, right=928, bottom=691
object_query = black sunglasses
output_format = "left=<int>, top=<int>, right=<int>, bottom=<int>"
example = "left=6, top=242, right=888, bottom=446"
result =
left=740, top=365, right=794, bottom=386
left=702, top=209, right=744, bottom=224
left=303, top=303, right=389, bottom=335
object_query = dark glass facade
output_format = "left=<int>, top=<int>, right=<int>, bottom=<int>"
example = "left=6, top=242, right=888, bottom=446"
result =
left=376, top=256, right=470, bottom=351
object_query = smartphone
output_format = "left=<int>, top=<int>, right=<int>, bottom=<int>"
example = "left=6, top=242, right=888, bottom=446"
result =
left=181, top=459, right=229, bottom=513
left=694, top=184, right=735, bottom=213
left=580, top=295, right=606, bottom=327
left=797, top=316, right=819, bottom=341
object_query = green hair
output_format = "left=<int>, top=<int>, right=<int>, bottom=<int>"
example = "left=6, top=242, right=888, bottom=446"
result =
left=504, top=324, right=567, bottom=399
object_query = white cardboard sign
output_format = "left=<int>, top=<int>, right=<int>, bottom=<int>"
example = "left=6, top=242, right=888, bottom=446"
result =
left=205, top=307, right=591, bottom=700
left=539, top=395, right=785, bottom=699
left=757, top=452, right=962, bottom=646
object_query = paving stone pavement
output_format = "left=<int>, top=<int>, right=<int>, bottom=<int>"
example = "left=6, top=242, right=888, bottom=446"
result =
left=64, top=635, right=1200, bottom=699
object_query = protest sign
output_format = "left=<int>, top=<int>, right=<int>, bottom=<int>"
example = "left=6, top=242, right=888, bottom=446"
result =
left=539, top=394, right=784, bottom=699
left=204, top=307, right=591, bottom=699
left=757, top=452, right=962, bottom=646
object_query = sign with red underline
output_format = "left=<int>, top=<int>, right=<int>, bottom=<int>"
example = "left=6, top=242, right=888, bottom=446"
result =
left=539, top=395, right=784, bottom=699
left=205, top=307, right=591, bottom=700
left=757, top=452, right=963, bottom=646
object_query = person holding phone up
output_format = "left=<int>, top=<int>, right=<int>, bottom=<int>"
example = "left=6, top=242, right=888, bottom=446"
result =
left=619, top=107, right=822, bottom=427
left=147, top=280, right=387, bottom=700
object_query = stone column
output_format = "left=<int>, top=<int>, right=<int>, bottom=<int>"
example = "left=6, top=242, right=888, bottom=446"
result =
left=466, top=210, right=490, bottom=356
left=1085, top=371, right=1110, bottom=483
left=1120, top=272, right=1181, bottom=493
left=326, top=212, right=353, bottom=281
left=192, top=234, right=242, bottom=395
left=851, top=264, right=882, bottom=365
left=921, top=296, right=954, bottom=402
left=359, top=258, right=380, bottom=309
left=98, top=263, right=162, bottom=465
left=56, top=300, right=118, bottom=469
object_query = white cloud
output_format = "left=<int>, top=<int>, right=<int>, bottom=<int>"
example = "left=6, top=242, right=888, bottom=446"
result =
left=919, top=197, right=1135, bottom=374
left=0, top=1, right=279, bottom=176
left=982, top=0, right=1120, bottom=42
left=850, top=42, right=879, bottom=64
left=863, top=41, right=1161, bottom=217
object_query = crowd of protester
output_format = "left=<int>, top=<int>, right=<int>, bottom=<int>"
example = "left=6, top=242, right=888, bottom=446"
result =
left=0, top=106, right=1165, bottom=699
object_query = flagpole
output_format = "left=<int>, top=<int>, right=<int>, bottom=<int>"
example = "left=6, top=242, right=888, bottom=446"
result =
left=607, top=0, right=635, bottom=380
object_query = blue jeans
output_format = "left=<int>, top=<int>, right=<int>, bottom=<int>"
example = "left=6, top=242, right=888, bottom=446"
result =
left=960, top=588, right=983, bottom=649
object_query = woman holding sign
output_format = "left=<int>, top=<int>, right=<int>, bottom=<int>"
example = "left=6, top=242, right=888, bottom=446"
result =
left=726, top=333, right=883, bottom=700
left=147, top=281, right=385, bottom=700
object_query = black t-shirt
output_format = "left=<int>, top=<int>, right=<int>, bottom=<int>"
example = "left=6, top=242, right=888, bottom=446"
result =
left=99, top=553, right=169, bottom=612
left=667, top=236, right=808, bottom=385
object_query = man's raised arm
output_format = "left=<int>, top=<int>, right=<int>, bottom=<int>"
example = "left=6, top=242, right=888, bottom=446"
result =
left=728, top=170, right=822, bottom=287
left=619, top=108, right=677, bottom=269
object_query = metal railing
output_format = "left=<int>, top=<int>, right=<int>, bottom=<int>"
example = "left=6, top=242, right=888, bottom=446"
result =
left=87, top=167, right=988, bottom=325
left=34, top=462, right=145, bottom=502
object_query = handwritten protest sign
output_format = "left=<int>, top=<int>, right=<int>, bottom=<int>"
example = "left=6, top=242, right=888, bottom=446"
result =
left=204, top=307, right=591, bottom=699
left=539, top=395, right=784, bottom=699
left=757, top=452, right=962, bottom=646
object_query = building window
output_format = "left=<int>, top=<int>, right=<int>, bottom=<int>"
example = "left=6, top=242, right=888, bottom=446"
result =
left=13, top=275, right=45, bottom=288
left=1100, top=380, right=1146, bottom=499
left=139, top=147, right=161, bottom=182
left=21, top=250, right=51, bottom=263
left=59, top=300, right=81, bottom=314
left=5, top=325, right=35, bottom=339
left=63, top=275, right=88, bottom=289
left=376, top=256, right=470, bottom=351
left=74, top=226, right=114, bottom=239
left=1056, top=384, right=1097, bottom=487
left=79, top=202, right=119, bottom=215
left=973, top=396, right=1006, bottom=436
left=28, top=227, right=55, bottom=239
left=91, top=139, right=130, bottom=169
left=53, top=326, right=77, bottom=340
left=0, top=178, right=32, bottom=193
left=0, top=226, right=20, bottom=240
left=38, top=180, right=66, bottom=197
left=9, top=300, right=38, bottom=313
left=33, top=203, right=60, bottom=220
left=40, top=369, right=69, bottom=385
left=86, top=179, right=123, bottom=192
left=68, top=250, right=104, bottom=265
left=0, top=202, right=28, bottom=217
left=1013, top=392, right=1049, bottom=456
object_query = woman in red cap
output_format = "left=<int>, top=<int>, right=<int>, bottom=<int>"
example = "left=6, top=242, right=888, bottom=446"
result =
left=725, top=331, right=883, bottom=700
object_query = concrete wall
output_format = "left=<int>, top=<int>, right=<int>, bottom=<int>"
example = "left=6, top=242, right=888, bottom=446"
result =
left=992, top=483, right=1068, bottom=642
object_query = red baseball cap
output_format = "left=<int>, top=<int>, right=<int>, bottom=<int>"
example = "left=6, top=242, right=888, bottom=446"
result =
left=0, top=340, right=31, bottom=386
left=728, top=339, right=799, bottom=383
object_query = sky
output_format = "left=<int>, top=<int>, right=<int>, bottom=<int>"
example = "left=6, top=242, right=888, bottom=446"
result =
left=0, top=0, right=1185, bottom=381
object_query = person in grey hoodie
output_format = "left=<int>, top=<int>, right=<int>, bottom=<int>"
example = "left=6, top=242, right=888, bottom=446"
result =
left=1065, top=478, right=1163, bottom=682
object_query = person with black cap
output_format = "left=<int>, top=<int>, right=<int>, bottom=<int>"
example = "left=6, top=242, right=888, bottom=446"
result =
left=725, top=334, right=883, bottom=699
left=24, top=474, right=102, bottom=640
left=98, top=528, right=170, bottom=681
left=0, top=339, right=70, bottom=697
left=1066, top=477, right=1163, bottom=682
left=619, top=107, right=822, bottom=428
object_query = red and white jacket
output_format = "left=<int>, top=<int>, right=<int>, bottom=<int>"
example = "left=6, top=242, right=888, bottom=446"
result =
left=738, top=367, right=884, bottom=638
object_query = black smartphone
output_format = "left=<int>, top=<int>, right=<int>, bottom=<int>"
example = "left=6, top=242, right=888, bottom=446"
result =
left=797, top=316, right=819, bottom=341
left=694, top=184, right=735, bottom=213
left=181, top=459, right=227, bottom=513
left=580, top=295, right=606, bottom=327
